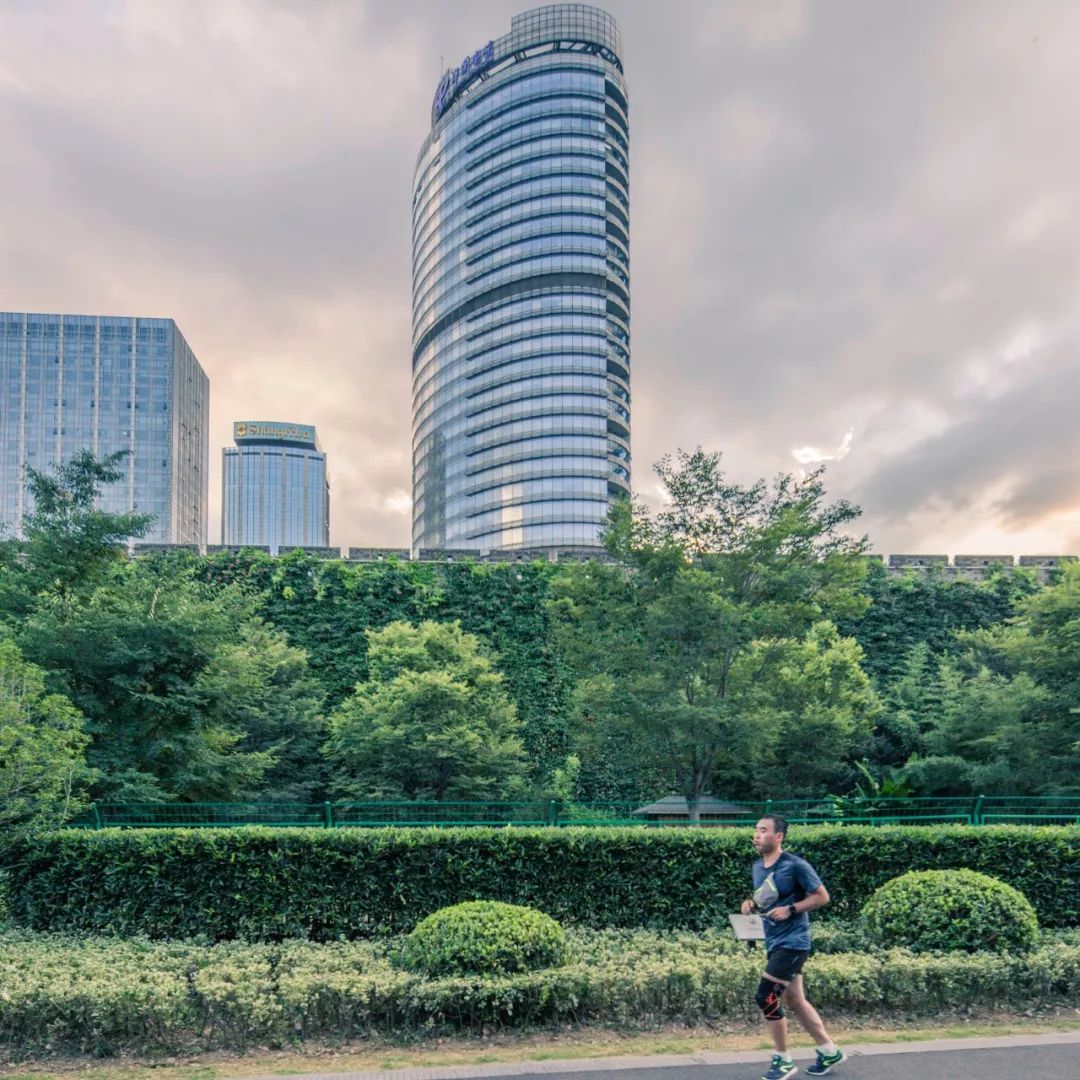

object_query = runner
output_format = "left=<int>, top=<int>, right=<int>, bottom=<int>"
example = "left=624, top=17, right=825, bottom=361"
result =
left=740, top=815, right=845, bottom=1079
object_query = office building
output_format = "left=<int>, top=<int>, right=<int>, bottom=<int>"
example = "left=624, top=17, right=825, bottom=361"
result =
left=221, top=421, right=329, bottom=551
left=0, top=312, right=208, bottom=544
left=411, top=3, right=631, bottom=552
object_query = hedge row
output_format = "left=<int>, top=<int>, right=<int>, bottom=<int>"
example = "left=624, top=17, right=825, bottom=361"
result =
left=3, top=825, right=1078, bottom=941
left=2, top=928, right=1078, bottom=1058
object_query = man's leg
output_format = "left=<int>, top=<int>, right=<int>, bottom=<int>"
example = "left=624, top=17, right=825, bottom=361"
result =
left=785, top=977, right=845, bottom=1075
left=756, top=972, right=790, bottom=1053
left=783, top=975, right=831, bottom=1044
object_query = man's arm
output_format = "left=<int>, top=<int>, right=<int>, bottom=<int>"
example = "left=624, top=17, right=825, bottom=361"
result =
left=794, top=884, right=829, bottom=914
left=765, top=885, right=829, bottom=921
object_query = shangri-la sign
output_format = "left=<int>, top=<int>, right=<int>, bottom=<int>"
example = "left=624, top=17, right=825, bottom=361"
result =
left=234, top=421, right=316, bottom=445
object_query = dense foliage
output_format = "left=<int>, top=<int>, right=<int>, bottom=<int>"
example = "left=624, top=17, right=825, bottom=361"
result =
left=326, top=621, right=526, bottom=800
left=194, top=551, right=573, bottom=784
left=837, top=562, right=1038, bottom=685
left=0, top=640, right=90, bottom=831
left=2, top=449, right=1078, bottom=807
left=2, top=928, right=1078, bottom=1056
left=4, top=825, right=1077, bottom=940
left=861, top=869, right=1040, bottom=953
left=553, top=450, right=877, bottom=810
left=395, top=901, right=568, bottom=976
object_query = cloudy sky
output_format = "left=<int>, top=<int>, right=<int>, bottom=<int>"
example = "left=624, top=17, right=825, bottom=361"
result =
left=2, top=0, right=1079, bottom=554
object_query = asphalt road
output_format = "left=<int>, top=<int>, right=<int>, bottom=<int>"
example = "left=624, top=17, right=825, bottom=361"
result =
left=248, top=1034, right=1080, bottom=1080
left=530, top=1044, right=1075, bottom=1079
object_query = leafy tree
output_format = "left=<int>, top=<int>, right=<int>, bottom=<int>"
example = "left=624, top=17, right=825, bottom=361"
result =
left=739, top=622, right=881, bottom=796
left=554, top=449, right=878, bottom=817
left=900, top=563, right=1080, bottom=793
left=0, top=451, right=151, bottom=616
left=195, top=551, right=572, bottom=782
left=325, top=620, right=527, bottom=800
left=197, top=623, right=327, bottom=801
left=17, top=559, right=279, bottom=802
left=0, top=637, right=91, bottom=830
left=870, top=642, right=944, bottom=768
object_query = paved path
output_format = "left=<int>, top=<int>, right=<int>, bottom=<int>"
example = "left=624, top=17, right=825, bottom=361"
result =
left=244, top=1031, right=1080, bottom=1080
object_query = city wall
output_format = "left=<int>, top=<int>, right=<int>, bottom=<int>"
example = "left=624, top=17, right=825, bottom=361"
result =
left=131, top=545, right=1077, bottom=582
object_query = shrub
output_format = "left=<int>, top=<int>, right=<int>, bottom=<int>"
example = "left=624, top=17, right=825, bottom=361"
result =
left=2, top=928, right=1079, bottom=1058
left=395, top=900, right=568, bottom=976
left=2, top=825, right=1076, bottom=941
left=861, top=869, right=1040, bottom=953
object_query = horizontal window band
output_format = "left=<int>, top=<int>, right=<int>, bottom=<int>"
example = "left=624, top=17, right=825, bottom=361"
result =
left=413, top=271, right=609, bottom=364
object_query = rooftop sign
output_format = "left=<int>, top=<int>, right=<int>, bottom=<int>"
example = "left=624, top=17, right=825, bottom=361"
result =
left=234, top=421, right=317, bottom=446
left=433, top=40, right=496, bottom=119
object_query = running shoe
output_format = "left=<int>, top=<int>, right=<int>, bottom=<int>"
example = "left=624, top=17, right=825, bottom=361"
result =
left=761, top=1055, right=799, bottom=1079
left=805, top=1048, right=846, bottom=1074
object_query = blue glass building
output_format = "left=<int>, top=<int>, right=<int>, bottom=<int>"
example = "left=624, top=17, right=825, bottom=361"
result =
left=221, top=421, right=329, bottom=552
left=412, top=4, right=630, bottom=552
left=0, top=312, right=209, bottom=544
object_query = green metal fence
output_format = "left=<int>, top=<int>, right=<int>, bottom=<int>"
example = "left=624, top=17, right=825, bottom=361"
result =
left=979, top=795, right=1080, bottom=826
left=67, top=796, right=1080, bottom=829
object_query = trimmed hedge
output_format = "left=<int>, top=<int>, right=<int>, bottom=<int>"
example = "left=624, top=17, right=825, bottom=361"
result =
left=2, top=929, right=1079, bottom=1058
left=397, top=902, right=568, bottom=976
left=862, top=870, right=1040, bottom=954
left=2, top=825, right=1077, bottom=941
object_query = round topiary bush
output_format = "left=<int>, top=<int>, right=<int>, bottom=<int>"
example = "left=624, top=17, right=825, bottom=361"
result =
left=860, top=869, right=1039, bottom=954
left=395, top=900, right=569, bottom=977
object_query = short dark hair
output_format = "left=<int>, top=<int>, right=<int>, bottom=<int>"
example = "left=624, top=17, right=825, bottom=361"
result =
left=758, top=814, right=788, bottom=839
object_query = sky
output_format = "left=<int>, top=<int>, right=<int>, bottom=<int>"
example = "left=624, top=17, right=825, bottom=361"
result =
left=2, top=0, right=1079, bottom=555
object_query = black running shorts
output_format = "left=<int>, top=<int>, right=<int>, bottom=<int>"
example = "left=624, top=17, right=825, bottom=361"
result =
left=765, top=947, right=809, bottom=982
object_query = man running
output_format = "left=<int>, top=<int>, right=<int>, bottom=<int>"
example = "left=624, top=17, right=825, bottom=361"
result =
left=740, top=815, right=845, bottom=1079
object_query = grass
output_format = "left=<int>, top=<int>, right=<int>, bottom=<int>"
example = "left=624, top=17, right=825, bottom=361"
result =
left=3, top=1010, right=1079, bottom=1080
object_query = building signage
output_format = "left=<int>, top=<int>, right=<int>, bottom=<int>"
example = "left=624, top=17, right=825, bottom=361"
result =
left=433, top=40, right=496, bottom=118
left=234, top=421, right=316, bottom=445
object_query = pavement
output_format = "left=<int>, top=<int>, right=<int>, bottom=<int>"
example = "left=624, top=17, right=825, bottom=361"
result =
left=242, top=1031, right=1080, bottom=1080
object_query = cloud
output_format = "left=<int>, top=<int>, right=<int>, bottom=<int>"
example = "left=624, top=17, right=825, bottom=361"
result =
left=2, top=0, right=1079, bottom=554
left=792, top=429, right=854, bottom=467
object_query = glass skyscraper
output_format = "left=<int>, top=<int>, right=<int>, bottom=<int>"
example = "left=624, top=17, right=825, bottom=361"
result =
left=0, top=312, right=209, bottom=544
left=412, top=3, right=630, bottom=552
left=221, top=421, right=329, bottom=552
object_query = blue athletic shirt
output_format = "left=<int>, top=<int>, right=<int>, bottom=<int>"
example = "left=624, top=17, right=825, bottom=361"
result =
left=751, top=851, right=823, bottom=952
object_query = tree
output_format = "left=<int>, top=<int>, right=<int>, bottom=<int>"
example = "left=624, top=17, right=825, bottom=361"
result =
left=196, top=623, right=327, bottom=801
left=553, top=448, right=878, bottom=818
left=0, top=450, right=152, bottom=616
left=0, top=637, right=91, bottom=830
left=194, top=551, right=573, bottom=783
left=17, top=559, right=279, bottom=802
left=325, top=620, right=527, bottom=800
left=739, top=622, right=881, bottom=796
left=870, top=642, right=943, bottom=768
left=900, top=563, right=1080, bottom=794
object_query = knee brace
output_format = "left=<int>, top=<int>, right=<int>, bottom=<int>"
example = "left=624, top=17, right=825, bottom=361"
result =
left=755, top=976, right=786, bottom=1021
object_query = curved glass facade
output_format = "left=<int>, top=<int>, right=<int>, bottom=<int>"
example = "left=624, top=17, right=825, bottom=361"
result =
left=412, top=4, right=630, bottom=552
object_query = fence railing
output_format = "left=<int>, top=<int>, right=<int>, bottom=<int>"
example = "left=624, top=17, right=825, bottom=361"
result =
left=65, top=795, right=1080, bottom=830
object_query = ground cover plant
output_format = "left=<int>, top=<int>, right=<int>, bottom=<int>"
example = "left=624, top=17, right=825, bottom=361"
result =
left=2, top=925, right=1078, bottom=1060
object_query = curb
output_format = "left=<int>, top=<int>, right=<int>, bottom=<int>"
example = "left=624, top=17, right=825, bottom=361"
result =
left=240, top=1030, right=1080, bottom=1080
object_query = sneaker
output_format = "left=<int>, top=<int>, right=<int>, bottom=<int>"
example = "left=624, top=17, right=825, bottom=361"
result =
left=761, top=1055, right=799, bottom=1080
left=805, top=1048, right=846, bottom=1075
